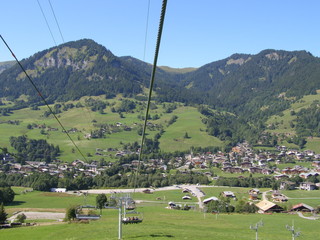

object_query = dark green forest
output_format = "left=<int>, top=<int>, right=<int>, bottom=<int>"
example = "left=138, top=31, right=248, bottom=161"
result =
left=9, top=136, right=60, bottom=164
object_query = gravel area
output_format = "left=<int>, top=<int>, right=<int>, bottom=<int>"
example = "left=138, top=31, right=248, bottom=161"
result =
left=9, top=211, right=65, bottom=221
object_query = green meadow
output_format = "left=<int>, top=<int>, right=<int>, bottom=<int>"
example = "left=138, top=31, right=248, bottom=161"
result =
left=1, top=187, right=319, bottom=240
left=0, top=97, right=222, bottom=162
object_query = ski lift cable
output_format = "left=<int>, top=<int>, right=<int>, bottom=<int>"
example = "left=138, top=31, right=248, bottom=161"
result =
left=133, top=0, right=168, bottom=194
left=0, top=35, right=88, bottom=162
left=41, top=0, right=94, bottom=128
left=143, top=0, right=151, bottom=61
left=36, top=0, right=57, bottom=46
left=48, top=0, right=65, bottom=43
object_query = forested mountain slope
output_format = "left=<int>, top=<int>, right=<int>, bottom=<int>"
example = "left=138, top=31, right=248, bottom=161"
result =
left=1, top=39, right=320, bottom=121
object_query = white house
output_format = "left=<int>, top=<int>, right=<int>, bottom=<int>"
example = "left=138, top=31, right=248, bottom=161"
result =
left=50, top=188, right=67, bottom=193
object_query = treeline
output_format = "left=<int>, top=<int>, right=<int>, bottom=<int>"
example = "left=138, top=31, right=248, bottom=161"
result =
left=0, top=173, right=58, bottom=192
left=206, top=196, right=258, bottom=214
left=9, top=136, right=60, bottom=163
left=0, top=182, right=15, bottom=205
left=198, top=106, right=261, bottom=147
left=216, top=175, right=320, bottom=188
left=295, top=100, right=320, bottom=137
left=216, top=176, right=279, bottom=189
left=0, top=169, right=209, bottom=191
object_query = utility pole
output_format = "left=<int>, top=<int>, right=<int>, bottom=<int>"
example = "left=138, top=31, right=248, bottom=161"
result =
left=286, top=221, right=301, bottom=240
left=250, top=220, right=263, bottom=240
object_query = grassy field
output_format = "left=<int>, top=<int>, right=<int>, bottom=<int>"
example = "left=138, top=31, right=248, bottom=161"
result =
left=1, top=186, right=319, bottom=239
left=2, top=199, right=319, bottom=239
left=280, top=189, right=320, bottom=208
left=6, top=188, right=96, bottom=212
left=0, top=97, right=223, bottom=162
left=159, top=107, right=223, bottom=151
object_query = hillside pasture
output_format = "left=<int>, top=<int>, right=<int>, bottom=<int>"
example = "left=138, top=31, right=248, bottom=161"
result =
left=0, top=98, right=224, bottom=162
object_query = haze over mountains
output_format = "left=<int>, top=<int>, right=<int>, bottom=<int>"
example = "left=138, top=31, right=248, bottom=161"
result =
left=1, top=38, right=320, bottom=120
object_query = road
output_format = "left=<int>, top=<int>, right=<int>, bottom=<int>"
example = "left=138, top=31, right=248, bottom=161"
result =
left=297, top=211, right=319, bottom=220
left=77, top=184, right=207, bottom=209
left=262, top=190, right=271, bottom=201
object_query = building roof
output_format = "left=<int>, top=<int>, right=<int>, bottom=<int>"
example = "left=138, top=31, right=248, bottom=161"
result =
left=203, top=196, right=218, bottom=203
left=255, top=200, right=277, bottom=212
left=291, top=203, right=314, bottom=211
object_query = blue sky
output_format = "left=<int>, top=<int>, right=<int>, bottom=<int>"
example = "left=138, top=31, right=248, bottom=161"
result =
left=1, top=0, right=320, bottom=68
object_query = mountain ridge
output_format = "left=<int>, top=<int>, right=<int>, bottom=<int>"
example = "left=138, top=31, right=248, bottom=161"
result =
left=1, top=39, right=320, bottom=121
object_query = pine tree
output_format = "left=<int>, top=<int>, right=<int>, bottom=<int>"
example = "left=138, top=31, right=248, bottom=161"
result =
left=184, top=132, right=189, bottom=139
left=0, top=203, right=8, bottom=224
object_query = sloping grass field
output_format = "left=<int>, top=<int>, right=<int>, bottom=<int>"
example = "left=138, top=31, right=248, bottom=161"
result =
left=1, top=186, right=319, bottom=240
left=0, top=97, right=222, bottom=162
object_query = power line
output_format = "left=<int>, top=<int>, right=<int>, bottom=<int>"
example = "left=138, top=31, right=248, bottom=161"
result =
left=0, top=34, right=87, bottom=162
left=48, top=0, right=65, bottom=43
left=133, top=0, right=168, bottom=193
left=36, top=0, right=57, bottom=46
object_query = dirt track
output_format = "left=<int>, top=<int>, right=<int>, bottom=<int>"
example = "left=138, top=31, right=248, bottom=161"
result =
left=9, top=211, right=65, bottom=221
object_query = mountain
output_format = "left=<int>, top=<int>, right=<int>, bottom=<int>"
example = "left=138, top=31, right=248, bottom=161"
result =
left=180, top=50, right=320, bottom=119
left=0, top=39, right=176, bottom=103
left=0, top=61, right=15, bottom=74
left=1, top=39, right=320, bottom=121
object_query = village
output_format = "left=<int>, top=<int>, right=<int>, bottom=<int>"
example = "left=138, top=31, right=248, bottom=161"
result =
left=1, top=142, right=319, bottom=191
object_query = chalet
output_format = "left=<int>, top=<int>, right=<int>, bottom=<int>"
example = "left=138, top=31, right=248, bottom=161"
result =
left=21, top=165, right=34, bottom=173
left=255, top=200, right=284, bottom=213
left=182, top=188, right=190, bottom=193
left=304, top=150, right=315, bottom=157
left=222, top=166, right=232, bottom=173
left=72, top=159, right=85, bottom=166
left=222, top=191, right=235, bottom=198
left=296, top=153, right=305, bottom=160
left=256, top=154, right=267, bottom=160
left=168, top=202, right=176, bottom=208
left=13, top=163, right=22, bottom=171
left=249, top=167, right=263, bottom=174
left=290, top=203, right=314, bottom=212
left=249, top=193, right=258, bottom=200
left=182, top=195, right=191, bottom=200
left=274, top=174, right=289, bottom=180
left=249, top=189, right=260, bottom=195
left=231, top=146, right=242, bottom=153
left=312, top=161, right=320, bottom=168
left=281, top=168, right=292, bottom=175
left=241, top=161, right=252, bottom=168
left=222, top=162, right=232, bottom=168
left=191, top=157, right=204, bottom=165
left=300, top=182, right=317, bottom=191
left=203, top=196, right=219, bottom=204
left=222, top=167, right=244, bottom=173
left=258, top=159, right=267, bottom=166
left=272, top=194, right=288, bottom=202
left=279, top=181, right=296, bottom=190
left=261, top=169, right=272, bottom=175
left=50, top=188, right=66, bottom=193
left=299, top=172, right=319, bottom=179
left=267, top=158, right=275, bottom=163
